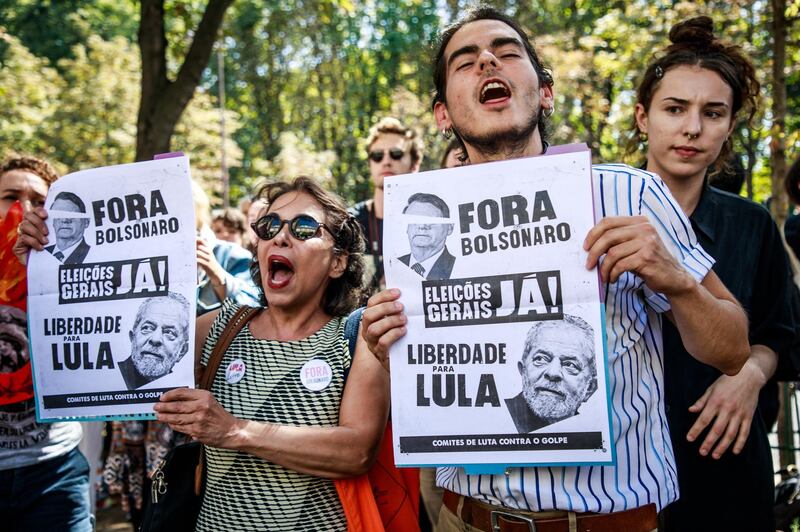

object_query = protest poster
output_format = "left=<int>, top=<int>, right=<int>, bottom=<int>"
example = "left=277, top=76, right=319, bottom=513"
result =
left=383, top=147, right=613, bottom=468
left=27, top=156, right=196, bottom=421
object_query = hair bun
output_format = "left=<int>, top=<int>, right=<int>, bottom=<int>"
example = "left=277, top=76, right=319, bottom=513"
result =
left=669, top=15, right=716, bottom=47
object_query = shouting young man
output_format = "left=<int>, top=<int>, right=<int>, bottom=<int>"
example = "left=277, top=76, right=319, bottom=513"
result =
left=363, top=8, right=750, bottom=531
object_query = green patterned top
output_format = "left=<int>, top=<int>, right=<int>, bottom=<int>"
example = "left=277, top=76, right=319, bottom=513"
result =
left=197, top=300, right=350, bottom=531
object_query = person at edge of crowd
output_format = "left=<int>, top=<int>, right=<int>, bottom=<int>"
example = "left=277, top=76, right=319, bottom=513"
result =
left=350, top=117, right=425, bottom=298
left=361, top=7, right=751, bottom=532
left=630, top=16, right=798, bottom=531
left=13, top=175, right=393, bottom=530
left=212, top=207, right=248, bottom=249
left=1, top=156, right=92, bottom=532
left=784, top=159, right=800, bottom=263
left=441, top=138, right=465, bottom=169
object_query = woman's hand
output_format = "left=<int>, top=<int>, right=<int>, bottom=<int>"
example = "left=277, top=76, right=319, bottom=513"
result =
left=361, top=288, right=407, bottom=371
left=154, top=388, right=244, bottom=448
left=13, top=208, right=49, bottom=265
left=686, top=346, right=774, bottom=459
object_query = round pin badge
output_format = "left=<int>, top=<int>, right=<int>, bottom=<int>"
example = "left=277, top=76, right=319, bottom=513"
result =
left=300, top=359, right=332, bottom=391
left=225, top=359, right=246, bottom=384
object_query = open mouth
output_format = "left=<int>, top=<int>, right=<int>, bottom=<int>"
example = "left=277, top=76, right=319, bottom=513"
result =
left=480, top=80, right=511, bottom=104
left=267, top=255, right=295, bottom=289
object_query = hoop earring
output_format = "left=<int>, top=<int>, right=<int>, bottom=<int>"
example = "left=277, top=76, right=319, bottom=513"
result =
left=543, top=105, right=554, bottom=119
left=442, top=128, right=453, bottom=139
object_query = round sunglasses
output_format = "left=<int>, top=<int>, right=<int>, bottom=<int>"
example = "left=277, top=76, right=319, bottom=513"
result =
left=251, top=213, right=334, bottom=241
left=368, top=147, right=405, bottom=163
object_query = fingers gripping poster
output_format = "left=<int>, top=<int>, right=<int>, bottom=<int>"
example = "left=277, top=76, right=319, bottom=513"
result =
left=27, top=157, right=196, bottom=421
left=384, top=148, right=613, bottom=467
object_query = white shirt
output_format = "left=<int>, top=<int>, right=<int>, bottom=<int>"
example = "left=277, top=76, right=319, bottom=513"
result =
left=436, top=164, right=714, bottom=513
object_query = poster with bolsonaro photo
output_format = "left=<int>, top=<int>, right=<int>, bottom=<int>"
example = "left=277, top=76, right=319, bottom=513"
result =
left=383, top=146, right=613, bottom=468
left=27, top=156, right=197, bottom=422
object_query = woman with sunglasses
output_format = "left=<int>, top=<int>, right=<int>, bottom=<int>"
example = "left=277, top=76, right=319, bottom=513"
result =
left=16, top=176, right=391, bottom=531
left=630, top=17, right=796, bottom=531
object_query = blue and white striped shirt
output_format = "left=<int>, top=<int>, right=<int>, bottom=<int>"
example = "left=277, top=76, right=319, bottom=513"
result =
left=436, top=164, right=715, bottom=513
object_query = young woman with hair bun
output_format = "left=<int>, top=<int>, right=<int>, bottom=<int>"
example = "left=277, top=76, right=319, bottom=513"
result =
left=631, top=16, right=797, bottom=531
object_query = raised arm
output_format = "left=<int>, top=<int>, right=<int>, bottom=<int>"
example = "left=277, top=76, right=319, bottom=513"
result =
left=584, top=215, right=749, bottom=375
left=665, top=266, right=749, bottom=374
left=155, top=322, right=390, bottom=478
left=361, top=288, right=407, bottom=371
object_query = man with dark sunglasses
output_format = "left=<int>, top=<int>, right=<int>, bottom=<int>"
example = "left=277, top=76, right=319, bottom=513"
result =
left=350, top=117, right=425, bottom=298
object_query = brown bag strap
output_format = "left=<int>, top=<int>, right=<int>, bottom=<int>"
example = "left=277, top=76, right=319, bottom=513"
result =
left=198, top=305, right=260, bottom=391
left=193, top=305, right=259, bottom=496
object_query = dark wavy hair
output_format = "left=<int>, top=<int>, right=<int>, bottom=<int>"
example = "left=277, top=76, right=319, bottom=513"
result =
left=249, top=177, right=366, bottom=316
left=630, top=16, right=760, bottom=176
left=431, top=5, right=554, bottom=156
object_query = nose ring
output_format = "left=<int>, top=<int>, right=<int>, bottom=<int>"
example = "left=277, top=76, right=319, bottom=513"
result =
left=687, top=133, right=699, bottom=140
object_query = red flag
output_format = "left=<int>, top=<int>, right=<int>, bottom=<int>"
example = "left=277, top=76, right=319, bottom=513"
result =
left=0, top=201, right=33, bottom=405
left=0, top=201, right=26, bottom=311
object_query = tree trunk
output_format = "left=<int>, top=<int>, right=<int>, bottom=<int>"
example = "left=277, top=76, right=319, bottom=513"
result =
left=770, top=0, right=795, bottom=471
left=770, top=0, right=788, bottom=226
left=135, top=0, right=235, bottom=161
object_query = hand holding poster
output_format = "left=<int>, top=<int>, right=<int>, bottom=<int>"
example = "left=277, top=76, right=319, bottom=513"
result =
left=27, top=156, right=197, bottom=421
left=384, top=147, right=613, bottom=468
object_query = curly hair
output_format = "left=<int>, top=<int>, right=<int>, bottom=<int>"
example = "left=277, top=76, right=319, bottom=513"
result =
left=0, top=155, right=59, bottom=186
left=629, top=16, right=760, bottom=176
left=249, top=177, right=366, bottom=317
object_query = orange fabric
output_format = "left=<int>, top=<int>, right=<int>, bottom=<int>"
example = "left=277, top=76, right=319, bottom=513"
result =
left=335, top=474, right=384, bottom=532
left=0, top=201, right=26, bottom=311
left=336, top=422, right=421, bottom=532
left=368, top=423, right=420, bottom=532
left=0, top=201, right=32, bottom=404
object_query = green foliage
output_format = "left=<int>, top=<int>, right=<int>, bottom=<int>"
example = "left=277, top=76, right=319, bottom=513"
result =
left=2, top=0, right=798, bottom=209
left=45, top=35, right=139, bottom=170
left=0, top=29, right=59, bottom=162
left=0, top=0, right=137, bottom=66
left=0, top=27, right=241, bottom=203
left=218, top=0, right=440, bottom=203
